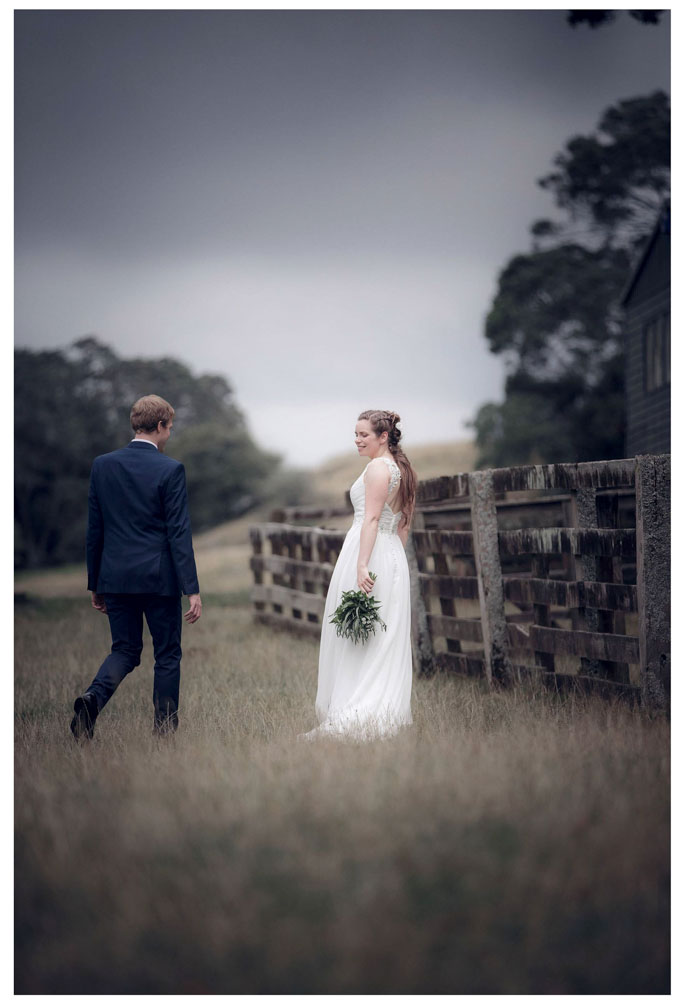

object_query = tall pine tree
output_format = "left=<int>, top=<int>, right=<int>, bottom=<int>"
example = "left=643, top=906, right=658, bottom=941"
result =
left=470, top=91, right=670, bottom=467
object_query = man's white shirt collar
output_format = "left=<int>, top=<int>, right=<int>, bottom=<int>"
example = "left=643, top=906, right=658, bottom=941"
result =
left=131, top=438, right=158, bottom=450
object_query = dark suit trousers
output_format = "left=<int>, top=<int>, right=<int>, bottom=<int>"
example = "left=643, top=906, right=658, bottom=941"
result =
left=87, top=594, right=183, bottom=726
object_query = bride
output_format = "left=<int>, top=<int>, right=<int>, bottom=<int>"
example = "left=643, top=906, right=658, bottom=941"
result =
left=305, top=409, right=417, bottom=740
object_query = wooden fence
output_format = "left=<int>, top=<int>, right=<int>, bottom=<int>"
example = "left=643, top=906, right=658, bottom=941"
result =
left=249, top=455, right=670, bottom=708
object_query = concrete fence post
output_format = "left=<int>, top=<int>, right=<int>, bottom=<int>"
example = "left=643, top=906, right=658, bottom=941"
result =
left=635, top=454, right=671, bottom=711
left=469, top=470, right=514, bottom=685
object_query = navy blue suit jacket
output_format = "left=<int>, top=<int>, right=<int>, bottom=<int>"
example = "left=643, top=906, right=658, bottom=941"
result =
left=86, top=441, right=200, bottom=596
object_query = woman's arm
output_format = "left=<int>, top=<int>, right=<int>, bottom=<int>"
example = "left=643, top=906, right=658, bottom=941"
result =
left=397, top=517, right=410, bottom=548
left=357, top=460, right=391, bottom=593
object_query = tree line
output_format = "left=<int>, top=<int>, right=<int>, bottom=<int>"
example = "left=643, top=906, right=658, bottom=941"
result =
left=15, top=337, right=310, bottom=569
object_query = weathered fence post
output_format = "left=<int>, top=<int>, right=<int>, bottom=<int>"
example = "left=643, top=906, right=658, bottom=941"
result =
left=406, top=512, right=435, bottom=677
left=635, top=454, right=671, bottom=711
left=469, top=470, right=514, bottom=685
left=249, top=526, right=265, bottom=613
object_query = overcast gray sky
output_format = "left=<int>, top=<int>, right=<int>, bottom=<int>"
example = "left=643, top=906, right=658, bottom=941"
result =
left=14, top=9, right=670, bottom=465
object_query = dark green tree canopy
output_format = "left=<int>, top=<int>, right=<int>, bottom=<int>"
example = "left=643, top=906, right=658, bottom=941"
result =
left=65, top=335, right=245, bottom=433
left=536, top=92, right=670, bottom=248
left=470, top=90, right=670, bottom=468
left=485, top=244, right=629, bottom=380
left=15, top=338, right=297, bottom=569
left=567, top=11, right=665, bottom=29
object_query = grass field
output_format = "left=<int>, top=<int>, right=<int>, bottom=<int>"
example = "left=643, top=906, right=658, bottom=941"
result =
left=13, top=441, right=670, bottom=994
left=15, top=590, right=670, bottom=993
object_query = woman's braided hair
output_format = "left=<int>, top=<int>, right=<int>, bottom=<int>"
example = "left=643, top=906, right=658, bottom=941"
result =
left=357, top=409, right=418, bottom=525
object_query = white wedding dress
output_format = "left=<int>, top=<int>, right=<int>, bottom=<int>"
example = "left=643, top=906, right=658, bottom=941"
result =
left=310, top=456, right=413, bottom=740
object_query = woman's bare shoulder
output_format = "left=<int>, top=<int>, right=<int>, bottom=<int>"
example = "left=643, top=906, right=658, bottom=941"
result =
left=363, top=457, right=392, bottom=482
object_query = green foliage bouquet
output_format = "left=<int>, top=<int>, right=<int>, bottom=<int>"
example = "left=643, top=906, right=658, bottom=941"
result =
left=329, top=573, right=387, bottom=645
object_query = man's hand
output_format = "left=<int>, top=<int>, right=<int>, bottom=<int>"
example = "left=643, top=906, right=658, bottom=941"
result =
left=91, top=592, right=107, bottom=614
left=184, top=593, right=202, bottom=624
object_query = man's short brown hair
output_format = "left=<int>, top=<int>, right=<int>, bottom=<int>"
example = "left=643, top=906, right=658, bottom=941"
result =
left=130, top=395, right=175, bottom=433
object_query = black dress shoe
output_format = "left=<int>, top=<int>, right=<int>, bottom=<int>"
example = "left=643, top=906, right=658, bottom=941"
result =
left=70, top=692, right=99, bottom=740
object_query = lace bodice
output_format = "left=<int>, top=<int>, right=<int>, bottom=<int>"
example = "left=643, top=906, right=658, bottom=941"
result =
left=350, top=457, right=403, bottom=534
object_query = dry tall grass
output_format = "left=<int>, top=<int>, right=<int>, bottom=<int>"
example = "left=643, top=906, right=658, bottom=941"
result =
left=15, top=592, right=669, bottom=994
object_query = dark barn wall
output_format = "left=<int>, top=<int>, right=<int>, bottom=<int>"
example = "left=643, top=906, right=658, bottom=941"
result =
left=623, top=224, right=671, bottom=456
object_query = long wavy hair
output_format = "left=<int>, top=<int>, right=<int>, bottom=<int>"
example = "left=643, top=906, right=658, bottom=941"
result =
left=357, top=410, right=418, bottom=525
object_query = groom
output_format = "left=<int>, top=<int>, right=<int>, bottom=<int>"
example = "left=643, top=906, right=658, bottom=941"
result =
left=71, top=394, right=202, bottom=740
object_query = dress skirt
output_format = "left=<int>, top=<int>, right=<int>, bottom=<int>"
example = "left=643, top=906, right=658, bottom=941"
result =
left=314, top=518, right=413, bottom=739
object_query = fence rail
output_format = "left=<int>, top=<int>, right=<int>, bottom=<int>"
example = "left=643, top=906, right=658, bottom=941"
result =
left=248, top=454, right=670, bottom=709
left=249, top=520, right=347, bottom=633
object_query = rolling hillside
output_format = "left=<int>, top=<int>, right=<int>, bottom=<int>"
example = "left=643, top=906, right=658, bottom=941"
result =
left=14, top=440, right=477, bottom=597
left=308, top=438, right=477, bottom=505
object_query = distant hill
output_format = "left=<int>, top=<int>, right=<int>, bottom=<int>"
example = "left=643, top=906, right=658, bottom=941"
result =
left=14, top=439, right=478, bottom=596
left=308, top=439, right=477, bottom=506
left=193, top=439, right=477, bottom=552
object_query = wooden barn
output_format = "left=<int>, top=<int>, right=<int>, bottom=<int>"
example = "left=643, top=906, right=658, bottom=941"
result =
left=622, top=202, right=671, bottom=455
